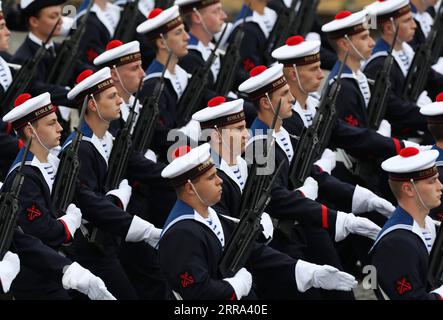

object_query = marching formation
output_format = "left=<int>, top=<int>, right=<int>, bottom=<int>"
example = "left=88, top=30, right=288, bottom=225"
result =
left=0, top=0, right=443, bottom=300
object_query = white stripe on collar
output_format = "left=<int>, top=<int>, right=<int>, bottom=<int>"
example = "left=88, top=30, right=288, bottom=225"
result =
left=0, top=56, right=12, bottom=91
left=82, top=131, right=114, bottom=166
left=218, top=155, right=248, bottom=192
left=91, top=3, right=122, bottom=38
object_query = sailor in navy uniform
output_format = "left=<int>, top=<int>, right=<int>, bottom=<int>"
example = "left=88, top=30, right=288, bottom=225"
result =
left=63, top=67, right=169, bottom=299
left=76, top=0, right=122, bottom=65
left=227, top=0, right=277, bottom=86
left=93, top=40, right=172, bottom=299
left=1, top=92, right=114, bottom=300
left=363, top=0, right=443, bottom=140
left=267, top=0, right=338, bottom=70
left=11, top=0, right=77, bottom=107
left=175, top=0, right=226, bottom=89
left=0, top=7, right=21, bottom=180
left=370, top=147, right=443, bottom=300
left=408, top=0, right=434, bottom=50
left=271, top=35, right=406, bottom=183
left=159, top=143, right=358, bottom=300
left=136, top=6, right=201, bottom=161
left=238, top=64, right=381, bottom=299
left=419, top=93, right=443, bottom=221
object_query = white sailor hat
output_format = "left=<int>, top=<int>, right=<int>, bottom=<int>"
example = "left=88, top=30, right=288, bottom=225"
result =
left=20, top=0, right=65, bottom=16
left=238, top=64, right=287, bottom=101
left=3, top=92, right=56, bottom=130
left=365, top=0, right=411, bottom=24
left=161, top=143, right=215, bottom=187
left=94, top=40, right=141, bottom=68
left=381, top=147, right=439, bottom=181
left=175, top=0, right=220, bottom=15
left=136, top=5, right=183, bottom=41
left=192, top=96, right=245, bottom=129
left=321, top=9, right=369, bottom=39
left=272, top=35, right=321, bottom=67
left=419, top=92, right=443, bottom=123
left=67, top=67, right=114, bottom=101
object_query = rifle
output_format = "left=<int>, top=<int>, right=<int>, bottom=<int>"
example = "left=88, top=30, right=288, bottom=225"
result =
left=1, top=19, right=60, bottom=117
left=51, top=96, right=88, bottom=216
left=104, top=78, right=143, bottom=191
left=174, top=23, right=228, bottom=128
left=367, top=23, right=399, bottom=130
left=296, top=0, right=320, bottom=37
left=0, top=138, right=32, bottom=259
left=214, top=7, right=250, bottom=96
left=132, top=50, right=173, bottom=154
left=289, top=52, right=349, bottom=189
left=403, top=3, right=442, bottom=102
left=263, top=0, right=299, bottom=65
left=113, top=0, right=140, bottom=43
left=46, top=0, right=94, bottom=85
left=219, top=101, right=283, bottom=277
left=428, top=223, right=443, bottom=288
left=430, top=1, right=443, bottom=65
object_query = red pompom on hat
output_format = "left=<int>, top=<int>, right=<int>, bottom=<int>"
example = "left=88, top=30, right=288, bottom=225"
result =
left=76, top=69, right=94, bottom=84
left=399, top=147, right=420, bottom=158
left=286, top=35, right=304, bottom=46
left=250, top=65, right=267, bottom=77
left=172, top=145, right=192, bottom=160
left=148, top=8, right=163, bottom=19
left=106, top=39, right=123, bottom=50
left=14, top=93, right=32, bottom=107
left=335, top=10, right=352, bottom=20
left=207, top=96, right=226, bottom=107
left=436, top=92, right=443, bottom=102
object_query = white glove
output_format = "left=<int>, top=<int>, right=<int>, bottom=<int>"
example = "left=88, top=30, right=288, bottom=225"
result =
left=62, top=262, right=116, bottom=300
left=125, top=215, right=162, bottom=248
left=352, top=185, right=395, bottom=217
left=0, top=181, right=3, bottom=190
left=295, top=260, right=357, bottom=292
left=178, top=119, right=201, bottom=141
left=0, top=252, right=20, bottom=293
left=223, top=267, right=252, bottom=300
left=305, top=32, right=321, bottom=42
left=260, top=212, right=274, bottom=243
left=144, top=149, right=157, bottom=163
left=296, top=177, right=318, bottom=200
left=106, top=179, right=132, bottom=211
left=335, top=211, right=381, bottom=242
left=416, top=90, right=433, bottom=108
left=403, top=140, right=433, bottom=151
left=314, top=148, right=336, bottom=174
left=431, top=284, right=443, bottom=297
left=58, top=203, right=82, bottom=238
left=376, top=119, right=391, bottom=137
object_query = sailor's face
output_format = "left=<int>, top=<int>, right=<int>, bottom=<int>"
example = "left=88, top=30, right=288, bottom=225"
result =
left=95, top=86, right=122, bottom=121
left=199, top=3, right=227, bottom=35
left=166, top=24, right=190, bottom=58
left=33, top=6, right=63, bottom=37
left=191, top=166, right=223, bottom=205
left=349, top=30, right=375, bottom=60
left=0, top=19, right=10, bottom=51
left=415, top=173, right=443, bottom=209
left=295, top=61, right=324, bottom=93
left=396, top=12, right=417, bottom=43
left=270, top=84, right=294, bottom=119
left=114, top=60, right=145, bottom=95
left=218, top=120, right=249, bottom=156
left=34, top=112, right=63, bottom=148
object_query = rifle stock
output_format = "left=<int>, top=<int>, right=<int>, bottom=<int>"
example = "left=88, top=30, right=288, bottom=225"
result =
left=113, top=0, right=140, bottom=42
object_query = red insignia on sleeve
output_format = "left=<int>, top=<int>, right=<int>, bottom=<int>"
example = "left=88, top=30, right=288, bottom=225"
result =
left=345, top=114, right=359, bottom=127
left=242, top=58, right=255, bottom=72
left=180, top=272, right=194, bottom=288
left=396, top=277, right=412, bottom=295
left=86, top=48, right=99, bottom=63
left=26, top=204, right=42, bottom=221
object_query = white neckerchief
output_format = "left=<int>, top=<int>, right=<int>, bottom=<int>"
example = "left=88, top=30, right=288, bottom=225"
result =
left=251, top=7, right=277, bottom=39
left=392, top=42, right=415, bottom=77
left=120, top=95, right=142, bottom=134
left=91, top=3, right=121, bottom=37
left=31, top=153, right=60, bottom=193
left=138, top=0, right=155, bottom=17
left=194, top=207, right=225, bottom=247
left=194, top=40, right=221, bottom=81
left=165, top=64, right=189, bottom=99
left=273, top=127, right=294, bottom=162
left=218, top=155, right=248, bottom=192
left=355, top=70, right=371, bottom=107
left=415, top=217, right=436, bottom=254
left=292, top=95, right=318, bottom=128
left=28, top=32, right=55, bottom=49
left=413, top=10, right=433, bottom=38
left=0, top=55, right=12, bottom=91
